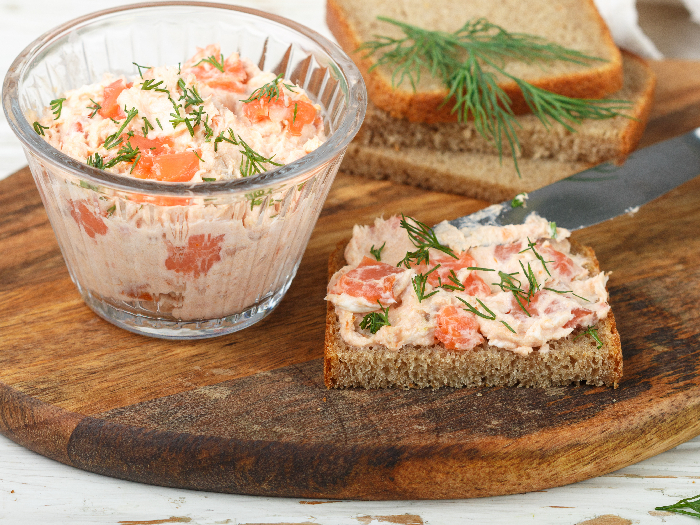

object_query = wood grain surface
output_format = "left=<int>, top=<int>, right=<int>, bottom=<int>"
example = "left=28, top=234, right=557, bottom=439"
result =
left=1, top=60, right=700, bottom=500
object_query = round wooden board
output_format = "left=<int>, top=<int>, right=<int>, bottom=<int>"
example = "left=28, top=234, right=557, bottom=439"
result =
left=2, top=60, right=700, bottom=500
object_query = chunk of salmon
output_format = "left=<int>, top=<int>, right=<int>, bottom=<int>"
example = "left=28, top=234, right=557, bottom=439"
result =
left=98, top=79, right=132, bottom=120
left=331, top=256, right=407, bottom=308
left=132, top=150, right=200, bottom=182
left=243, top=93, right=317, bottom=136
left=68, top=200, right=108, bottom=238
left=435, top=305, right=484, bottom=350
left=165, top=233, right=225, bottom=279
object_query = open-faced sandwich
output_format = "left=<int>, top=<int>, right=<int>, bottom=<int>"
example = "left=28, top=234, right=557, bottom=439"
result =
left=325, top=214, right=622, bottom=388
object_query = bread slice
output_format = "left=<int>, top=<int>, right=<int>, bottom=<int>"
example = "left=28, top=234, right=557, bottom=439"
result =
left=340, top=52, right=655, bottom=203
left=355, top=52, right=655, bottom=164
left=324, top=241, right=622, bottom=389
left=327, top=0, right=623, bottom=123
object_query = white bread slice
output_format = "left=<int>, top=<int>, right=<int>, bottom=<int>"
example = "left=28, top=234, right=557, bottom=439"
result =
left=355, top=52, right=656, bottom=164
left=327, top=0, right=623, bottom=123
left=340, top=53, right=655, bottom=203
left=325, top=241, right=622, bottom=389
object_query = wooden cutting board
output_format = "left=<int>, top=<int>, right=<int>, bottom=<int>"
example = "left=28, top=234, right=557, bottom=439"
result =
left=1, top=60, right=700, bottom=501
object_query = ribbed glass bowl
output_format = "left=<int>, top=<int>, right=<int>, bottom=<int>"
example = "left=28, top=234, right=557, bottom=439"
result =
left=2, top=2, right=366, bottom=339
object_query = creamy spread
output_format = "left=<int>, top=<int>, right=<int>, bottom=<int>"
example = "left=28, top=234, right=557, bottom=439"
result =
left=37, top=44, right=325, bottom=181
left=326, top=215, right=610, bottom=355
left=33, top=45, right=327, bottom=322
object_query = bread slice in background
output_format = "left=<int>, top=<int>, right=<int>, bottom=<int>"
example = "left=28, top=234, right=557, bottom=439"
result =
left=325, top=241, right=622, bottom=389
left=356, top=52, right=655, bottom=164
left=327, top=0, right=623, bottom=123
left=341, top=53, right=656, bottom=203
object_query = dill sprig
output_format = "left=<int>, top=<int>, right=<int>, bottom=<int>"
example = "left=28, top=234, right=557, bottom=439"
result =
left=493, top=271, right=531, bottom=316
left=237, top=136, right=283, bottom=177
left=240, top=73, right=296, bottom=104
left=178, top=78, right=204, bottom=108
left=575, top=325, right=603, bottom=348
left=50, top=98, right=66, bottom=120
left=457, top=296, right=515, bottom=333
left=543, top=287, right=590, bottom=302
left=359, top=302, right=391, bottom=334
left=359, top=17, right=633, bottom=174
left=133, top=62, right=152, bottom=79
left=87, top=99, right=102, bottom=118
left=87, top=141, right=140, bottom=170
left=655, top=494, right=700, bottom=518
left=440, top=269, right=465, bottom=292
left=519, top=237, right=552, bottom=276
left=33, top=121, right=49, bottom=136
left=397, top=215, right=457, bottom=269
left=104, top=107, right=139, bottom=150
left=413, top=265, right=441, bottom=302
left=141, top=79, right=169, bottom=93
left=195, top=53, right=225, bottom=72
left=213, top=128, right=283, bottom=176
left=370, top=242, right=385, bottom=261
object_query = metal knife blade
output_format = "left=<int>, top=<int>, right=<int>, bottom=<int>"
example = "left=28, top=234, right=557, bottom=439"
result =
left=449, top=128, right=700, bottom=231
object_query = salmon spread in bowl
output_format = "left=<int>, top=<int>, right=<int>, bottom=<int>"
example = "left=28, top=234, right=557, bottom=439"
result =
left=34, top=44, right=325, bottom=183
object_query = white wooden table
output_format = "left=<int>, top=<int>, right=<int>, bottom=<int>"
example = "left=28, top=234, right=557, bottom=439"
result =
left=3, top=2, right=700, bottom=524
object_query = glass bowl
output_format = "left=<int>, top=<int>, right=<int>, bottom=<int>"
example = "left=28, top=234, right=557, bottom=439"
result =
left=2, top=2, right=366, bottom=339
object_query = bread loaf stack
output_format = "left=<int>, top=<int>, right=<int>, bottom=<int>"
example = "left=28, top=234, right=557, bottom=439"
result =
left=327, top=0, right=656, bottom=201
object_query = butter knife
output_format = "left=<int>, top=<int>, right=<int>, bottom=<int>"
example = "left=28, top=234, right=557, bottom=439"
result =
left=449, top=128, right=700, bottom=231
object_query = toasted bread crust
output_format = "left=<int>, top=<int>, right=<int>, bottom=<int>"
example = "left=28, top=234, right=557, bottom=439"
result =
left=327, top=0, right=624, bottom=123
left=324, top=239, right=622, bottom=389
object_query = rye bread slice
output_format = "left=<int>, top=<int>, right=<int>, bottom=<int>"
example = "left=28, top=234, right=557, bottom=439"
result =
left=327, top=0, right=623, bottom=123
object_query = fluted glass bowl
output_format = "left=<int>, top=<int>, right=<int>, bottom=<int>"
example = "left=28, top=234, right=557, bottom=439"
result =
left=2, top=2, right=366, bottom=339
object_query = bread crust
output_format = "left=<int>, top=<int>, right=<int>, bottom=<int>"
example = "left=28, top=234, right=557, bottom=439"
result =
left=326, top=0, right=624, bottom=124
left=324, top=239, right=622, bottom=389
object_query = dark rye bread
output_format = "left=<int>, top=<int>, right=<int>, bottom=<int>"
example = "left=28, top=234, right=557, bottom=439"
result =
left=324, top=240, right=622, bottom=389
left=340, top=52, right=656, bottom=203
left=326, top=0, right=623, bottom=123
left=354, top=52, right=655, bottom=164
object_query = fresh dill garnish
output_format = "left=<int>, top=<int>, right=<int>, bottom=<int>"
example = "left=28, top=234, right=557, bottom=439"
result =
left=88, top=142, right=140, bottom=170
left=412, top=265, right=441, bottom=302
left=493, top=271, right=531, bottom=316
left=141, top=117, right=154, bottom=137
left=370, top=242, right=386, bottom=261
left=106, top=204, right=116, bottom=217
left=655, top=494, right=700, bottom=518
left=359, top=17, right=633, bottom=175
left=130, top=154, right=141, bottom=173
left=195, top=53, right=225, bottom=72
left=575, top=325, right=603, bottom=348
left=202, top=116, right=214, bottom=140
left=104, top=107, right=139, bottom=149
left=214, top=128, right=237, bottom=152
left=177, top=78, right=204, bottom=108
left=397, top=215, right=457, bottom=269
left=240, top=73, right=296, bottom=104
left=548, top=221, right=557, bottom=239
left=467, top=266, right=496, bottom=272
left=170, top=107, right=195, bottom=137
left=457, top=296, right=515, bottom=333
left=237, top=136, right=283, bottom=177
left=141, top=78, right=169, bottom=93
left=190, top=105, right=206, bottom=127
left=155, top=118, right=163, bottom=130
left=33, top=122, right=49, bottom=136
left=202, top=177, right=216, bottom=182
left=543, top=287, right=590, bottom=302
left=440, top=269, right=465, bottom=292
left=86, top=152, right=105, bottom=169
left=50, top=98, right=66, bottom=120
left=213, top=128, right=282, bottom=175
left=293, top=102, right=298, bottom=123
left=519, top=237, right=552, bottom=276
left=193, top=150, right=204, bottom=162
left=511, top=192, right=528, bottom=208
left=519, top=259, right=540, bottom=297
left=359, top=302, right=391, bottom=334
left=133, top=62, right=152, bottom=79
left=87, top=99, right=102, bottom=118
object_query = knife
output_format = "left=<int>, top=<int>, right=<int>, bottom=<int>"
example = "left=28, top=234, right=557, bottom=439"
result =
left=449, top=128, right=700, bottom=231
